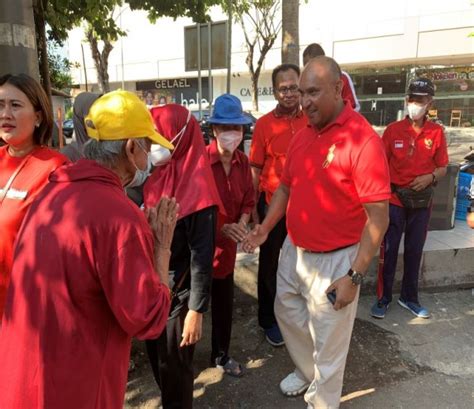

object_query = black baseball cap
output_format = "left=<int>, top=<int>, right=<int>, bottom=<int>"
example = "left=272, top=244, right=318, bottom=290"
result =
left=408, top=78, right=435, bottom=96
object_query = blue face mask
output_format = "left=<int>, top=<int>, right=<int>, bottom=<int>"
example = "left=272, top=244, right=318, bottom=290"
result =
left=126, top=141, right=152, bottom=188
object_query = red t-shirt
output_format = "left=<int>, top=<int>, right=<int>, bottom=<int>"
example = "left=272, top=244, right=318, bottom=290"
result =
left=382, top=117, right=449, bottom=206
left=281, top=103, right=391, bottom=251
left=0, top=160, right=170, bottom=409
left=0, top=146, right=67, bottom=318
left=207, top=141, right=255, bottom=279
left=249, top=107, right=308, bottom=203
left=341, top=71, right=360, bottom=112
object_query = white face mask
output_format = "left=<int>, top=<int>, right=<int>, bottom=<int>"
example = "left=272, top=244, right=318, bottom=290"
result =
left=126, top=142, right=152, bottom=188
left=407, top=103, right=428, bottom=121
left=216, top=130, right=243, bottom=153
left=150, top=111, right=191, bottom=166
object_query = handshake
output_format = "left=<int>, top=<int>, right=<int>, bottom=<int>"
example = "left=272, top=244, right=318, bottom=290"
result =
left=221, top=221, right=269, bottom=253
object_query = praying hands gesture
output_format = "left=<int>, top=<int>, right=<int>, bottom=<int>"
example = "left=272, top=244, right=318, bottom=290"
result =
left=146, top=197, right=179, bottom=286
left=146, top=197, right=179, bottom=250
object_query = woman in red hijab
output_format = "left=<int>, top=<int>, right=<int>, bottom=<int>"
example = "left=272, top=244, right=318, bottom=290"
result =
left=144, top=104, right=223, bottom=409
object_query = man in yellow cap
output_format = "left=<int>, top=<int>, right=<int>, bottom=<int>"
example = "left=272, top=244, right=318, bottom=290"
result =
left=0, top=90, right=177, bottom=409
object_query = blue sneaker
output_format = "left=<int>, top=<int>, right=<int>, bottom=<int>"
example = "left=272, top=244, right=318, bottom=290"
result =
left=370, top=298, right=390, bottom=319
left=398, top=299, right=430, bottom=319
left=265, top=324, right=285, bottom=347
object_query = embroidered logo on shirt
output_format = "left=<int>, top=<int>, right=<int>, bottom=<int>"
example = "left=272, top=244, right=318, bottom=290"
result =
left=394, top=140, right=404, bottom=149
left=424, top=138, right=433, bottom=149
left=323, top=144, right=337, bottom=168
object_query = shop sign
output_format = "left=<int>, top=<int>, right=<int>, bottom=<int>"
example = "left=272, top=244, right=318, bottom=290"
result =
left=239, top=86, right=274, bottom=97
left=417, top=67, right=474, bottom=93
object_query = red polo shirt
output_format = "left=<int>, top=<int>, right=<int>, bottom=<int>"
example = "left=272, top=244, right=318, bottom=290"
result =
left=281, top=103, right=391, bottom=252
left=249, top=107, right=308, bottom=204
left=383, top=117, right=449, bottom=206
left=341, top=72, right=359, bottom=111
left=207, top=141, right=255, bottom=278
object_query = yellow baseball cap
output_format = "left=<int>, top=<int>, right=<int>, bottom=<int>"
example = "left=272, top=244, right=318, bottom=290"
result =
left=84, top=90, right=174, bottom=149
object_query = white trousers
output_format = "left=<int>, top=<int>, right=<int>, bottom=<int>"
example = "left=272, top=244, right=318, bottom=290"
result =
left=275, top=237, right=360, bottom=409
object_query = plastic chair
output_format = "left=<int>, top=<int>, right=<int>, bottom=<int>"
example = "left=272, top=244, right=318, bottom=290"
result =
left=450, top=110, right=462, bottom=127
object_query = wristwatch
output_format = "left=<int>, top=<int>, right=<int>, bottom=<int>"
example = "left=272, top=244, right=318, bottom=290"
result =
left=347, top=268, right=364, bottom=286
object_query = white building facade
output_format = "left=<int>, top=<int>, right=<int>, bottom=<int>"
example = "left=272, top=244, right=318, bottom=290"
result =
left=67, top=0, right=474, bottom=125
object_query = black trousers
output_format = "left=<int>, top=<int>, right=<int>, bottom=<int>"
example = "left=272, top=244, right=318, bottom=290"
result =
left=211, top=274, right=234, bottom=363
left=257, top=192, right=287, bottom=329
left=146, top=296, right=195, bottom=409
left=378, top=204, right=431, bottom=304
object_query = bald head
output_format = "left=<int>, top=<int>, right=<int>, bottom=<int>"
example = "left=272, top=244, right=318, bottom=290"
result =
left=299, top=56, right=345, bottom=130
left=302, top=56, right=342, bottom=84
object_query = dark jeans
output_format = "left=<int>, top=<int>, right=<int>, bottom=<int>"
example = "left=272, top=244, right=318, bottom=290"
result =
left=257, top=192, right=287, bottom=329
left=146, top=296, right=195, bottom=409
left=211, top=274, right=234, bottom=363
left=378, top=204, right=431, bottom=304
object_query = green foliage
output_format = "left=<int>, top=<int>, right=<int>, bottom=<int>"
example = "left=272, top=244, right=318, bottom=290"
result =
left=128, top=0, right=222, bottom=23
left=47, top=42, right=75, bottom=90
left=45, top=0, right=125, bottom=44
left=44, top=0, right=221, bottom=43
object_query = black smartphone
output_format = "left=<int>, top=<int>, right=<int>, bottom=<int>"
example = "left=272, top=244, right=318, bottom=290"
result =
left=327, top=289, right=337, bottom=305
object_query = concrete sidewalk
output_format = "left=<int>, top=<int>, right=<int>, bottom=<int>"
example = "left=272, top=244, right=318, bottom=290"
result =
left=342, top=290, right=474, bottom=409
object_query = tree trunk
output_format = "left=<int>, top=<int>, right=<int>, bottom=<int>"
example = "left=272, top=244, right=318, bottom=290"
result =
left=281, top=0, right=299, bottom=65
left=251, top=74, right=259, bottom=111
left=33, top=0, right=52, bottom=98
left=86, top=29, right=113, bottom=93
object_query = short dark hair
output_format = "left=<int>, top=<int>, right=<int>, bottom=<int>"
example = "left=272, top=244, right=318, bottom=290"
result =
left=302, top=43, right=326, bottom=65
left=272, top=64, right=300, bottom=89
left=0, top=73, right=53, bottom=146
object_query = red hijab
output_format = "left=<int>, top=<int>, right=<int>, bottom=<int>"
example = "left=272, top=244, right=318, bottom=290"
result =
left=144, top=104, right=224, bottom=220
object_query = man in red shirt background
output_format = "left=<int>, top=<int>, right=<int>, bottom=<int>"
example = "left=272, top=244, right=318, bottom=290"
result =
left=302, top=43, right=360, bottom=112
left=371, top=78, right=448, bottom=320
left=244, top=56, right=390, bottom=407
left=249, top=63, right=308, bottom=346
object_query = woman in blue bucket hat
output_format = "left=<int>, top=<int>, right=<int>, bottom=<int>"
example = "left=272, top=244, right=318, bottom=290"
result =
left=205, top=94, right=255, bottom=377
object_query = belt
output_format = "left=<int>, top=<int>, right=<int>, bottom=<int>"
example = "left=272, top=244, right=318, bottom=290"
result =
left=301, top=242, right=358, bottom=254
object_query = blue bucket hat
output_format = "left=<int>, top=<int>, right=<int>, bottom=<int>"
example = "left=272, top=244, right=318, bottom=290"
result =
left=208, top=94, right=252, bottom=125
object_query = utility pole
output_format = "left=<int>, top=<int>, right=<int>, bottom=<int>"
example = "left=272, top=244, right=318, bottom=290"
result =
left=0, top=0, right=39, bottom=79
left=226, top=0, right=232, bottom=93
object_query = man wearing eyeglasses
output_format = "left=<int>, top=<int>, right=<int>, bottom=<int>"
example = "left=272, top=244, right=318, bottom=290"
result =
left=249, top=63, right=308, bottom=347
left=371, top=78, right=448, bottom=320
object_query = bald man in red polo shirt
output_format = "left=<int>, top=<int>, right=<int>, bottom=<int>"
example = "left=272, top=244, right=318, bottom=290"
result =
left=244, top=56, right=390, bottom=408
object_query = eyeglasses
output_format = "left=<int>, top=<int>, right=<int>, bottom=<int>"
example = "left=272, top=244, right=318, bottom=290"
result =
left=277, top=85, right=299, bottom=95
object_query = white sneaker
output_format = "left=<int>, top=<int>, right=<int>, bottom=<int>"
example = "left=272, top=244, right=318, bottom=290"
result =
left=279, top=371, right=310, bottom=397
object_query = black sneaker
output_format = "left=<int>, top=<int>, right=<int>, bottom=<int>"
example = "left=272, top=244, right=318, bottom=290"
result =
left=264, top=324, right=285, bottom=347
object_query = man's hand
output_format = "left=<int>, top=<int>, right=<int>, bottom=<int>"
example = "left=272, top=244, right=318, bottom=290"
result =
left=180, top=310, right=202, bottom=347
left=467, top=211, right=474, bottom=229
left=409, top=174, right=434, bottom=191
left=242, top=224, right=268, bottom=253
left=326, top=275, right=358, bottom=311
left=221, top=222, right=248, bottom=243
left=146, top=197, right=179, bottom=249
